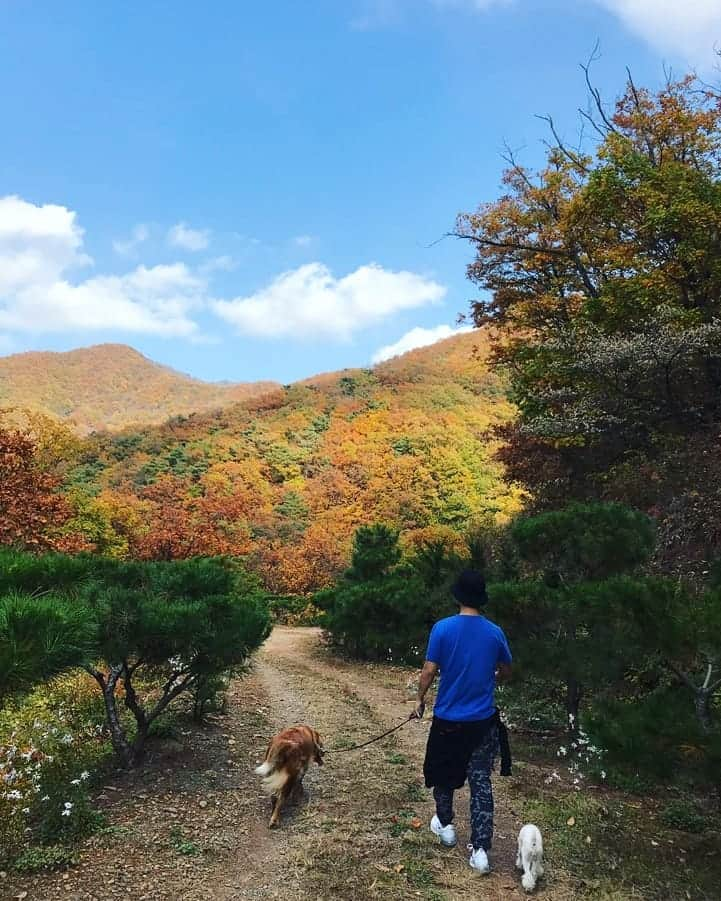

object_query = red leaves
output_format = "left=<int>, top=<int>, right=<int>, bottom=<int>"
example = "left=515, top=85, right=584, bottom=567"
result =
left=0, top=427, right=75, bottom=551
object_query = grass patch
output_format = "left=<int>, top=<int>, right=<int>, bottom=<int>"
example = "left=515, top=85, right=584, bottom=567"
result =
left=405, top=780, right=426, bottom=802
left=386, top=752, right=407, bottom=765
left=14, top=845, right=78, bottom=873
left=147, top=710, right=183, bottom=741
left=388, top=810, right=421, bottom=837
left=524, top=790, right=721, bottom=900
left=402, top=858, right=434, bottom=888
left=169, top=825, right=201, bottom=857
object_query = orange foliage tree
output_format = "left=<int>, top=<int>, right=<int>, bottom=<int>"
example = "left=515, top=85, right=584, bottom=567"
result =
left=0, top=427, right=74, bottom=550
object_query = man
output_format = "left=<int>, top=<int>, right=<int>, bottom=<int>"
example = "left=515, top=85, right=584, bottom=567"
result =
left=414, top=568, right=512, bottom=875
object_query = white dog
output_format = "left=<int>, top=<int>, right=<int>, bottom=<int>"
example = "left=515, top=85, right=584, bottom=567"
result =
left=516, top=824, right=544, bottom=892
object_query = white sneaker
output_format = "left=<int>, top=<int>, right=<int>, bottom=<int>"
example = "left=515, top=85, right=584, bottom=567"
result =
left=430, top=815, right=457, bottom=847
left=468, top=845, right=490, bottom=874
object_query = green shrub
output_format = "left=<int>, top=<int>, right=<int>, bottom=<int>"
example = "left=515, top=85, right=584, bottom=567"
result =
left=487, top=504, right=656, bottom=735
left=510, top=502, right=655, bottom=581
left=318, top=572, right=431, bottom=664
left=169, top=825, right=201, bottom=856
left=660, top=799, right=707, bottom=833
left=0, top=550, right=271, bottom=770
left=586, top=686, right=721, bottom=789
left=77, top=556, right=271, bottom=766
left=317, top=525, right=444, bottom=664
left=0, top=590, right=95, bottom=703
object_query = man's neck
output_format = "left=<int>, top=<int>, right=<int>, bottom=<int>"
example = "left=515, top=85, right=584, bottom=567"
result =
left=458, top=605, right=481, bottom=616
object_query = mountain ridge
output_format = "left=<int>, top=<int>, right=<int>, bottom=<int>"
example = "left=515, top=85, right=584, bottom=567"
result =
left=70, top=328, right=522, bottom=594
left=0, top=343, right=278, bottom=434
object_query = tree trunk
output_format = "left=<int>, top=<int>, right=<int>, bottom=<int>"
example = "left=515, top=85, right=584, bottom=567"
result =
left=695, top=688, right=712, bottom=735
left=104, top=684, right=135, bottom=767
left=88, top=665, right=135, bottom=768
left=123, top=664, right=149, bottom=767
left=566, top=677, right=581, bottom=740
left=129, top=725, right=149, bottom=767
left=566, top=620, right=581, bottom=741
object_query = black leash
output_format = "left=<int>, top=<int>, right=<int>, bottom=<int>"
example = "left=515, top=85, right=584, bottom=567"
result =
left=324, top=712, right=417, bottom=754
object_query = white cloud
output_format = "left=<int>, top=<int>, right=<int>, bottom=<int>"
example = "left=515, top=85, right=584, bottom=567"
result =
left=372, top=323, right=472, bottom=364
left=594, top=0, right=721, bottom=64
left=213, top=262, right=446, bottom=340
left=199, top=255, right=238, bottom=275
left=0, top=196, right=449, bottom=347
left=167, top=221, right=211, bottom=252
left=0, top=195, right=91, bottom=298
left=292, top=234, right=315, bottom=248
left=113, top=223, right=150, bottom=257
left=0, top=196, right=201, bottom=337
left=430, top=0, right=507, bottom=10
left=359, top=0, right=720, bottom=64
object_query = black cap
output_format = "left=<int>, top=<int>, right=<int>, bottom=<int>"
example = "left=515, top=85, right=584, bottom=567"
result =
left=451, top=569, right=488, bottom=608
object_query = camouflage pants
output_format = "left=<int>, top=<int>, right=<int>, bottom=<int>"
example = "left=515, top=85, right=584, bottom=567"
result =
left=432, top=724, right=498, bottom=851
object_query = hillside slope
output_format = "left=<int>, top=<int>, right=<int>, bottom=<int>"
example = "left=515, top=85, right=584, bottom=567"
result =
left=0, top=343, right=277, bottom=434
left=70, top=330, right=521, bottom=593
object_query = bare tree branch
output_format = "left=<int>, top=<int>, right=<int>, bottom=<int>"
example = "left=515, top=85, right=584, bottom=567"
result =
left=580, top=41, right=618, bottom=136
left=449, top=231, right=570, bottom=257
left=536, top=114, right=590, bottom=173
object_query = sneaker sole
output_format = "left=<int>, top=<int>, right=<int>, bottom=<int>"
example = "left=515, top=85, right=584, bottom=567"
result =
left=430, top=825, right=457, bottom=848
left=468, top=861, right=490, bottom=874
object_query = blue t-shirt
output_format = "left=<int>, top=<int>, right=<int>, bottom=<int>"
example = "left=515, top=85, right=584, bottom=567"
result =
left=426, top=614, right=512, bottom=722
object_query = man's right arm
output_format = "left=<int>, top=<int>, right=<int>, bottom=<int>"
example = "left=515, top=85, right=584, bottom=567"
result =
left=414, top=660, right=438, bottom=718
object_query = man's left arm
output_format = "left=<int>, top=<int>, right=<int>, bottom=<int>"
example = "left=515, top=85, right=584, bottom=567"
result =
left=413, top=660, right=438, bottom=718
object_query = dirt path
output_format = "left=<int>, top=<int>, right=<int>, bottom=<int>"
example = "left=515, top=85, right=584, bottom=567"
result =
left=4, top=628, right=582, bottom=901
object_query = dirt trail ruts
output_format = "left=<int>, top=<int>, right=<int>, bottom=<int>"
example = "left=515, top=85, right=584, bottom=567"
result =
left=4, top=628, right=581, bottom=901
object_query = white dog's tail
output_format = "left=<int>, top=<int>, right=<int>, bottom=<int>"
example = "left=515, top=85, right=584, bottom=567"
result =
left=255, top=741, right=293, bottom=795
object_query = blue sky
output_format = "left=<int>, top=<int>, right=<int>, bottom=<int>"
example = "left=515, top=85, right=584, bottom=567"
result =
left=0, top=0, right=719, bottom=383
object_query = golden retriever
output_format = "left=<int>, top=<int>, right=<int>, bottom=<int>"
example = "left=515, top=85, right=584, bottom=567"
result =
left=254, top=724, right=324, bottom=827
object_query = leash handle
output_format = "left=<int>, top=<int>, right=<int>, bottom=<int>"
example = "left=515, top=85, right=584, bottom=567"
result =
left=325, top=712, right=416, bottom=754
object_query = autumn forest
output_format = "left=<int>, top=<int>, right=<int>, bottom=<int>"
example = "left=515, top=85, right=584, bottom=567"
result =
left=1, top=330, right=521, bottom=596
left=3, top=66, right=721, bottom=899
